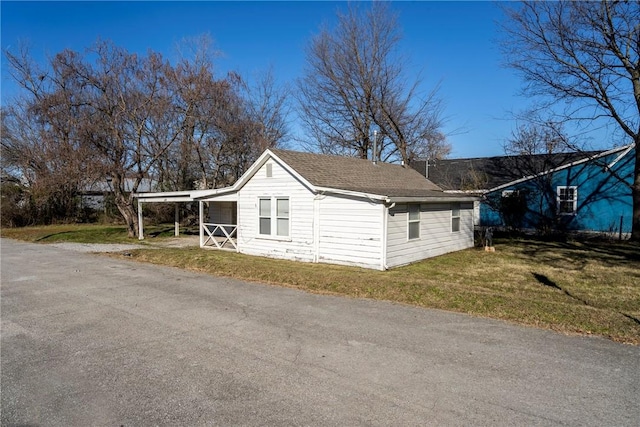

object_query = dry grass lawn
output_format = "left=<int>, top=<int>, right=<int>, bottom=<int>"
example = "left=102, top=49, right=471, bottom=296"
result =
left=126, top=238, right=640, bottom=344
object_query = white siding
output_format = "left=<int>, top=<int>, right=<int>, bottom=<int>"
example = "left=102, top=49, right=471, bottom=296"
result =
left=317, top=195, right=384, bottom=270
left=386, top=202, right=474, bottom=268
left=227, top=154, right=473, bottom=270
left=236, top=159, right=316, bottom=262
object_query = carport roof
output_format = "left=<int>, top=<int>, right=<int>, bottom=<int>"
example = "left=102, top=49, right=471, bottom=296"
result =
left=134, top=188, right=237, bottom=202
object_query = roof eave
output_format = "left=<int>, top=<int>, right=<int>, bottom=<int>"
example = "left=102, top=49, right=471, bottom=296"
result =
left=313, top=186, right=387, bottom=201
left=486, top=143, right=635, bottom=193
left=191, top=187, right=237, bottom=201
left=388, top=195, right=479, bottom=203
left=133, top=190, right=193, bottom=202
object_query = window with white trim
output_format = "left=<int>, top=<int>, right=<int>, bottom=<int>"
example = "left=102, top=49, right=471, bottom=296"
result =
left=276, top=198, right=289, bottom=236
left=259, top=198, right=271, bottom=235
left=557, top=186, right=577, bottom=215
left=408, top=204, right=420, bottom=240
left=259, top=196, right=289, bottom=237
left=451, top=203, right=461, bottom=232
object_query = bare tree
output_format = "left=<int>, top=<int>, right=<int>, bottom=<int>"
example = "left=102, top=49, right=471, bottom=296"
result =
left=2, top=46, right=102, bottom=224
left=241, top=67, right=290, bottom=151
left=501, top=0, right=640, bottom=241
left=4, top=37, right=290, bottom=234
left=504, top=120, right=571, bottom=157
left=211, top=69, right=289, bottom=186
left=162, top=38, right=288, bottom=191
left=71, top=42, right=180, bottom=237
left=297, top=2, right=450, bottom=164
left=1, top=102, right=89, bottom=223
left=4, top=41, right=179, bottom=236
left=160, top=36, right=229, bottom=191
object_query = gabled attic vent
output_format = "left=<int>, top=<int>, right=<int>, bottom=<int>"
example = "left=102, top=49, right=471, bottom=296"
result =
left=266, top=163, right=273, bottom=177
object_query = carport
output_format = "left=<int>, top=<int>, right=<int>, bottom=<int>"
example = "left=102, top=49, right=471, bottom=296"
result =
left=135, top=188, right=238, bottom=251
left=135, top=191, right=194, bottom=240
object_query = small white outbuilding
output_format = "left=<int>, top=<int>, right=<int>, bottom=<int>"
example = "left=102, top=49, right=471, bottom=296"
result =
left=136, top=149, right=477, bottom=270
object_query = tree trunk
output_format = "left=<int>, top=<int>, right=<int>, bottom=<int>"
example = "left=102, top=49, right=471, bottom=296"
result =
left=112, top=184, right=138, bottom=238
left=116, top=199, right=138, bottom=238
left=631, top=136, right=640, bottom=242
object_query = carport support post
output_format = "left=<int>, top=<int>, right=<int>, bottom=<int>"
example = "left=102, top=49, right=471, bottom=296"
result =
left=138, top=200, right=144, bottom=240
left=174, top=204, right=180, bottom=237
left=199, top=201, right=204, bottom=247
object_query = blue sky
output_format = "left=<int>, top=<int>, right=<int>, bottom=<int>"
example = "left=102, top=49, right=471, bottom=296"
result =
left=1, top=1, right=526, bottom=158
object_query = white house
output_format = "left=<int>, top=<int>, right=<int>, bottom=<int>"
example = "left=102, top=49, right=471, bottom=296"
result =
left=136, top=149, right=477, bottom=270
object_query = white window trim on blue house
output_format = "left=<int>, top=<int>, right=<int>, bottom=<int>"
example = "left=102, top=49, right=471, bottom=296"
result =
left=557, top=186, right=578, bottom=215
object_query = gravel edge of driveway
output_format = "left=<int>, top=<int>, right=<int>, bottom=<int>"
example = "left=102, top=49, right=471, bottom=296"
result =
left=48, top=242, right=150, bottom=253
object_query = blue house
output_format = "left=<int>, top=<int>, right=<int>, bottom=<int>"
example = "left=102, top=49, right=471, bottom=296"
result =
left=410, top=144, right=635, bottom=236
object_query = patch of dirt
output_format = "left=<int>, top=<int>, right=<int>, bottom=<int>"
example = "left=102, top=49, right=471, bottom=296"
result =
left=149, top=236, right=200, bottom=248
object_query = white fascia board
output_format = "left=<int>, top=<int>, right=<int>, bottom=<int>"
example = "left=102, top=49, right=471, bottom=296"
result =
left=133, top=190, right=192, bottom=198
left=268, top=150, right=317, bottom=192
left=192, top=148, right=318, bottom=200
left=192, top=149, right=275, bottom=201
left=136, top=148, right=315, bottom=202
left=388, top=196, right=479, bottom=203
left=198, top=192, right=238, bottom=202
left=487, top=144, right=635, bottom=194
left=443, top=189, right=488, bottom=195
left=607, top=142, right=635, bottom=169
left=190, top=187, right=237, bottom=200
left=137, top=196, right=195, bottom=203
left=229, top=149, right=274, bottom=190
left=134, top=188, right=235, bottom=202
left=313, top=186, right=387, bottom=202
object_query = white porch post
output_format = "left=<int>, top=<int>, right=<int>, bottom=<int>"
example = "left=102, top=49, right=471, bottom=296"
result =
left=235, top=201, right=240, bottom=253
left=174, top=204, right=180, bottom=237
left=313, top=196, right=320, bottom=263
left=137, top=200, right=144, bottom=240
left=199, top=201, right=204, bottom=247
left=381, top=203, right=388, bottom=271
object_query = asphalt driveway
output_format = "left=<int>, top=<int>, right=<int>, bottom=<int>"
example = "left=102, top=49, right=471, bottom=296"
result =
left=1, top=238, right=638, bottom=426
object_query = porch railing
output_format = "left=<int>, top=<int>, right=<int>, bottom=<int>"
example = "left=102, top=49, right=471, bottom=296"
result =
left=201, top=223, right=238, bottom=251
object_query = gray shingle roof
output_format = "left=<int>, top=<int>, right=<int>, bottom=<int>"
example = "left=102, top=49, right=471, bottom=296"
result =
left=410, top=151, right=604, bottom=191
left=270, top=149, right=450, bottom=198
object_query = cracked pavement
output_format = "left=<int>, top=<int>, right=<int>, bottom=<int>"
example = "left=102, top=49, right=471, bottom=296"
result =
left=2, top=238, right=639, bottom=426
